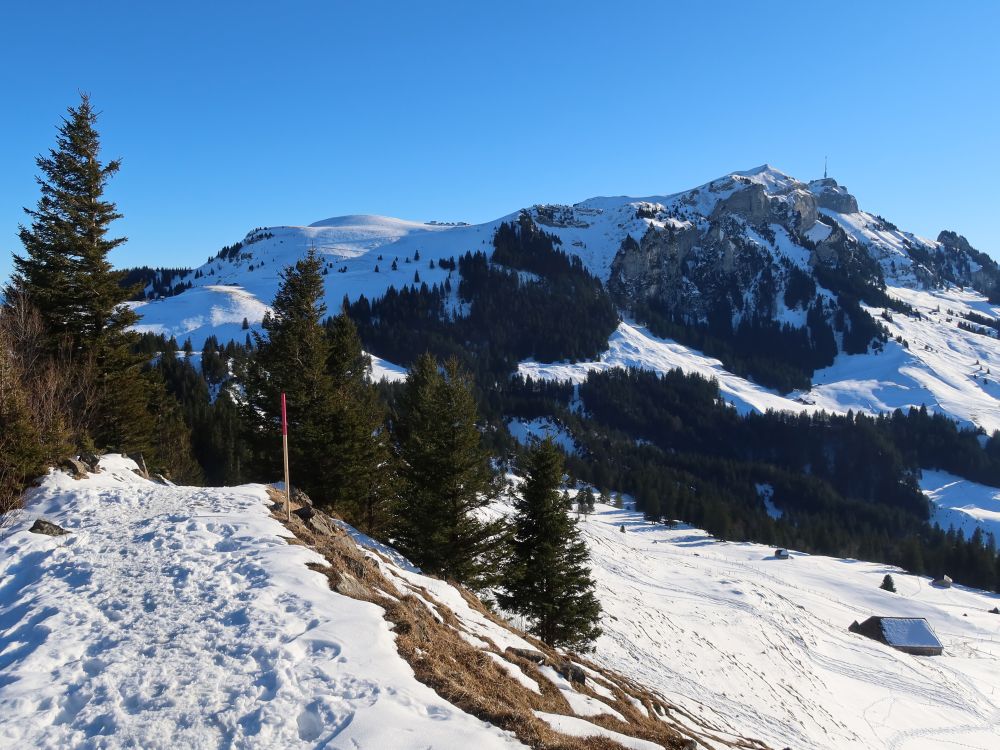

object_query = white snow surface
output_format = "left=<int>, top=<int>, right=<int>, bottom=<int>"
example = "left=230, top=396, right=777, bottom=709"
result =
left=0, top=456, right=524, bottom=749
left=879, top=618, right=942, bottom=649
left=532, top=712, right=663, bottom=750
left=131, top=215, right=508, bottom=351
left=506, top=418, right=576, bottom=453
left=921, top=469, right=1000, bottom=540
left=562, top=501, right=1000, bottom=750
left=368, top=353, right=408, bottom=383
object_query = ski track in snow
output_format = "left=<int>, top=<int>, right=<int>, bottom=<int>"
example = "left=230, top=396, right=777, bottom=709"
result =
left=0, top=457, right=524, bottom=750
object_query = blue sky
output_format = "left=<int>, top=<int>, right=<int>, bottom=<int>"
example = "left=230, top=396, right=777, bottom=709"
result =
left=1, top=1, right=997, bottom=280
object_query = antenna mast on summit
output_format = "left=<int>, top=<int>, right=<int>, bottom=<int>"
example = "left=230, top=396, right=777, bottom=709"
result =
left=824, top=156, right=828, bottom=180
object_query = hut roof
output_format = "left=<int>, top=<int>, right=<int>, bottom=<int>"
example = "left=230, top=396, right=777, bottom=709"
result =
left=849, top=616, right=943, bottom=655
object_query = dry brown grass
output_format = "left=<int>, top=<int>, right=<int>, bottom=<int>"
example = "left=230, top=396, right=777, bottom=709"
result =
left=276, top=501, right=770, bottom=750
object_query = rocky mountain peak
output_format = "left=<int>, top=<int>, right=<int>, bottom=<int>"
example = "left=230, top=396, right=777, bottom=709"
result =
left=808, top=178, right=860, bottom=214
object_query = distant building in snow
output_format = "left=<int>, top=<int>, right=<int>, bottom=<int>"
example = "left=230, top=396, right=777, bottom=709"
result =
left=774, top=548, right=789, bottom=559
left=848, top=616, right=944, bottom=656
left=932, top=574, right=953, bottom=588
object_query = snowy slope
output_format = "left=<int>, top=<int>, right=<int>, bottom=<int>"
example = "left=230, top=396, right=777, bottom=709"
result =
left=131, top=215, right=506, bottom=350
left=518, top=320, right=813, bottom=417
left=4, top=461, right=999, bottom=749
left=0, top=457, right=524, bottom=749
left=524, top=499, right=1000, bottom=750
left=921, top=469, right=1000, bottom=540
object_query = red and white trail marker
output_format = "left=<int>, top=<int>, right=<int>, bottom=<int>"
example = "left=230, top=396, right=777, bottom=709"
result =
left=281, top=392, right=290, bottom=522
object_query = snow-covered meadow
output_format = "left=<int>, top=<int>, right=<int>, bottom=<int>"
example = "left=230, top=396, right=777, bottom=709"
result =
left=561, top=500, right=1000, bottom=750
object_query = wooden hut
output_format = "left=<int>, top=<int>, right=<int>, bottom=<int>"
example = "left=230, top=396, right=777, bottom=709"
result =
left=848, top=616, right=943, bottom=656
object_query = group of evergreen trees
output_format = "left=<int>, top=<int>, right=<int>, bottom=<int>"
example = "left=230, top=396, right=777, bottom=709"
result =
left=240, top=250, right=393, bottom=537
left=233, top=251, right=602, bottom=646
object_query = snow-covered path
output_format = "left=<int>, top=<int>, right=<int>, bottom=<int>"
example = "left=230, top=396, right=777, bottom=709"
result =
left=0, top=457, right=523, bottom=749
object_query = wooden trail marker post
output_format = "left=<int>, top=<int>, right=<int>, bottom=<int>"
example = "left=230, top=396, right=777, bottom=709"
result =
left=281, top=392, right=290, bottom=522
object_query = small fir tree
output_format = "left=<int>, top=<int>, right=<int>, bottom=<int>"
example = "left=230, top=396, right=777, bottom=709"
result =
left=242, top=250, right=336, bottom=499
left=499, top=438, right=601, bottom=649
left=324, top=311, right=394, bottom=536
left=880, top=574, right=897, bottom=593
left=393, top=354, right=505, bottom=589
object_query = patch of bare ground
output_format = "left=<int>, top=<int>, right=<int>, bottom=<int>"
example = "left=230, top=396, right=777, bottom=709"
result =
left=267, top=490, right=771, bottom=750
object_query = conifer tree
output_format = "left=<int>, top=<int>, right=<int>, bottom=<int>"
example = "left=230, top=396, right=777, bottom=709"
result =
left=499, top=438, right=602, bottom=648
left=242, top=250, right=335, bottom=497
left=12, top=94, right=131, bottom=349
left=393, top=354, right=505, bottom=588
left=8, top=95, right=162, bottom=457
left=880, top=574, right=897, bottom=593
left=324, top=311, right=394, bottom=536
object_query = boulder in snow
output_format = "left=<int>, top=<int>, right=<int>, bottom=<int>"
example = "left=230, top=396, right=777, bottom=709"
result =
left=60, top=457, right=88, bottom=478
left=29, top=519, right=69, bottom=536
left=507, top=647, right=546, bottom=664
left=79, top=453, right=102, bottom=472
left=556, top=660, right=587, bottom=685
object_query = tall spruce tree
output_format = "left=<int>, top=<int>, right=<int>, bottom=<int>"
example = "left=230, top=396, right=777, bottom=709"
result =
left=393, top=354, right=505, bottom=589
left=324, top=311, right=393, bottom=536
left=12, top=94, right=131, bottom=348
left=499, top=438, right=602, bottom=649
left=8, top=95, right=166, bottom=459
left=242, top=250, right=336, bottom=499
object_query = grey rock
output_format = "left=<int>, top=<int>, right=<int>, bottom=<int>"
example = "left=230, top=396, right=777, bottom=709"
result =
left=809, top=178, right=859, bottom=213
left=333, top=571, right=368, bottom=599
left=556, top=661, right=587, bottom=685
left=294, top=505, right=316, bottom=521
left=60, top=458, right=88, bottom=478
left=78, top=453, right=102, bottom=472
left=307, top=513, right=337, bottom=538
left=29, top=519, right=69, bottom=536
left=292, top=488, right=313, bottom=507
left=507, top=647, right=546, bottom=664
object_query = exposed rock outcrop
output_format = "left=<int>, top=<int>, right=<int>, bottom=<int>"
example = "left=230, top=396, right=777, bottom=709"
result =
left=809, top=178, right=859, bottom=214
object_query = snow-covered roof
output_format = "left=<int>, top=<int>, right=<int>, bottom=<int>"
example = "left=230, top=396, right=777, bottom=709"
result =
left=878, top=618, right=943, bottom=650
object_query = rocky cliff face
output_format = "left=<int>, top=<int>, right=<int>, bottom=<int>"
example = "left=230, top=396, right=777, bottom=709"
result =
left=607, top=167, right=883, bottom=330
left=808, top=178, right=860, bottom=214
left=936, top=231, right=1000, bottom=297
left=608, top=166, right=996, bottom=335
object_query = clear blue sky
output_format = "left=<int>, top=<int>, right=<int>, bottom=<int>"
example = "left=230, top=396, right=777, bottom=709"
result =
left=1, top=1, right=998, bottom=281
